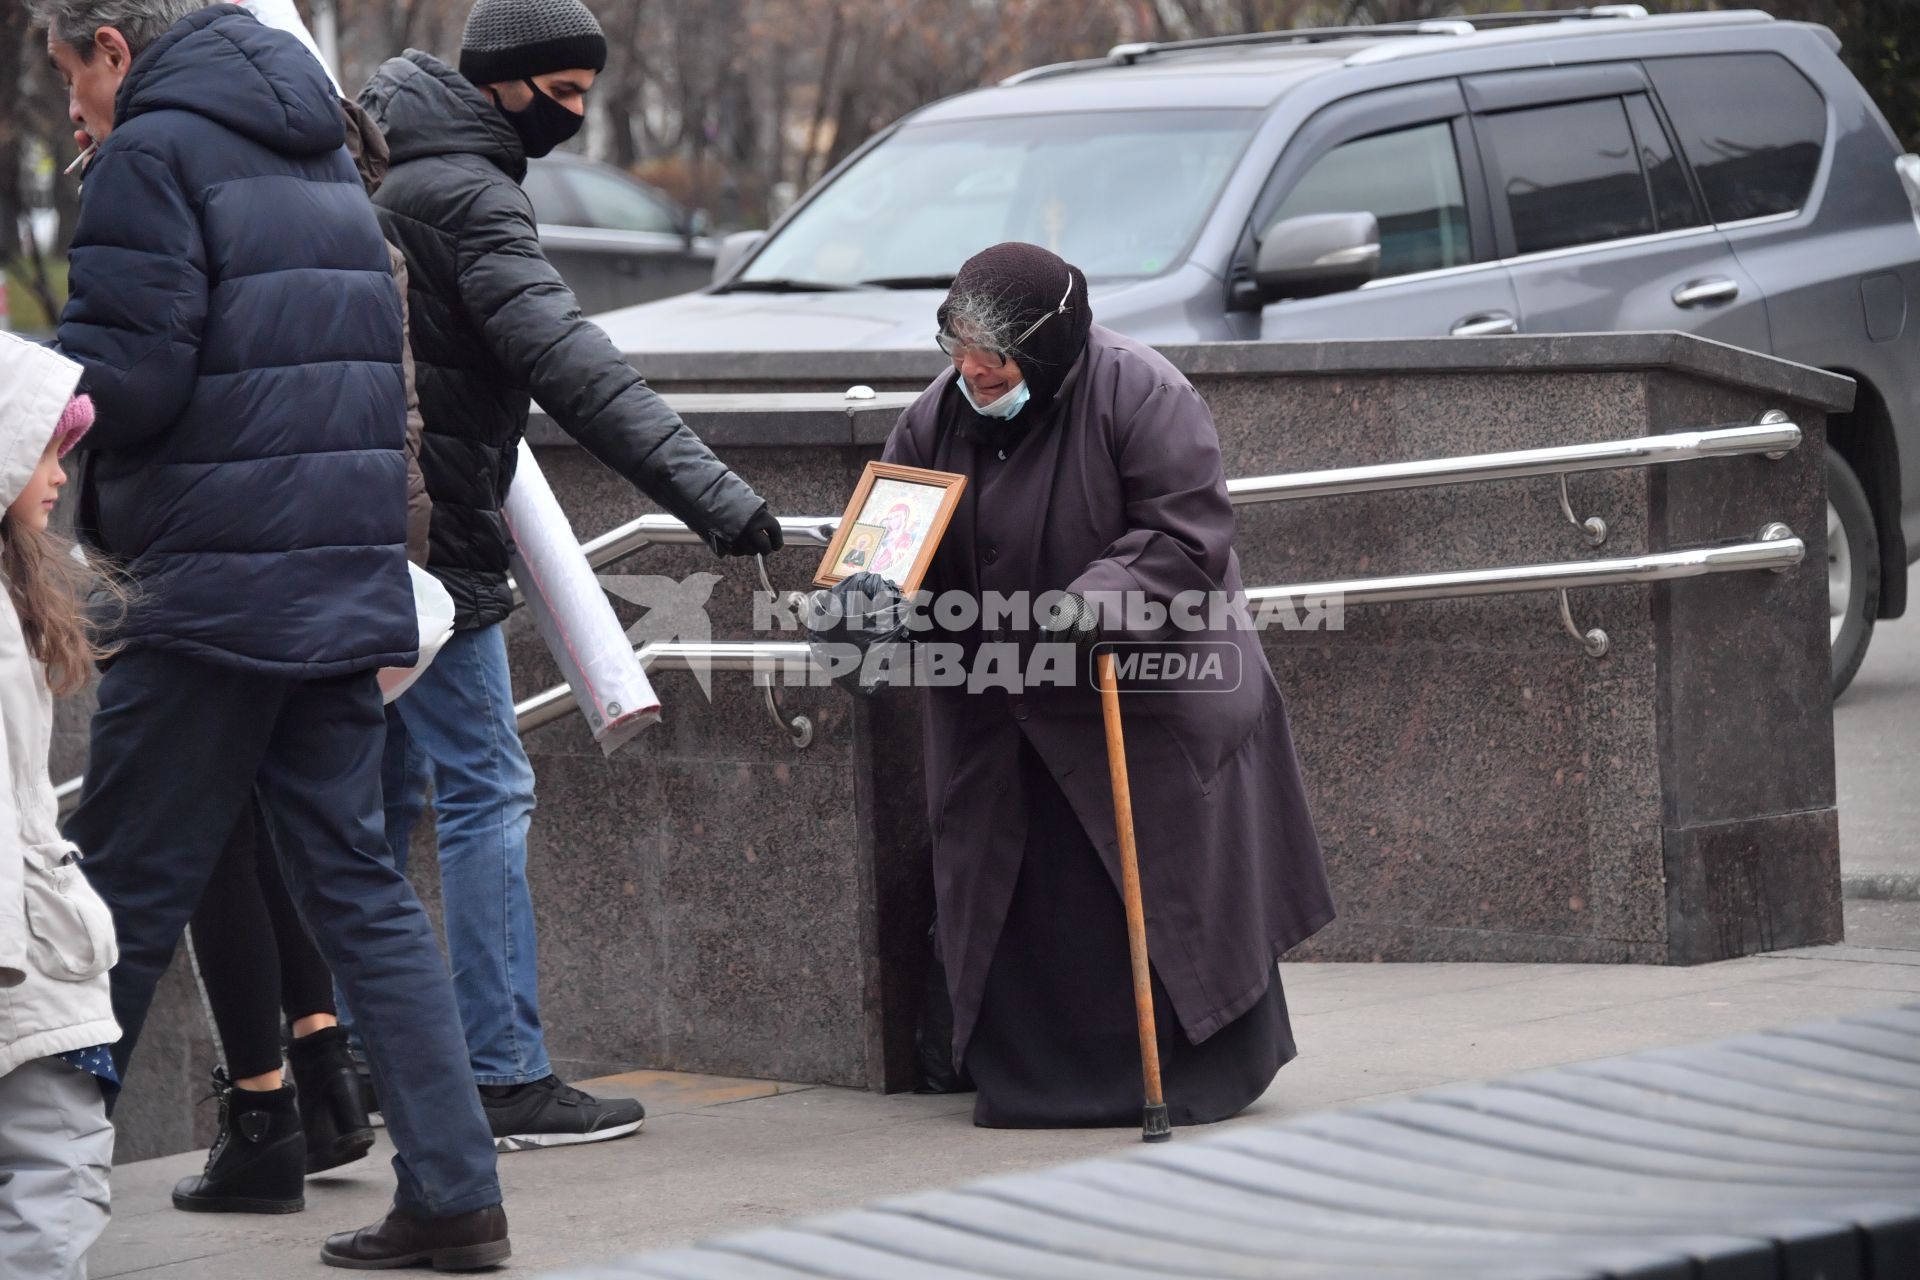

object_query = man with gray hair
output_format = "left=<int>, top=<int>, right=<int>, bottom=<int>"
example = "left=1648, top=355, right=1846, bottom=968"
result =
left=38, top=0, right=509, bottom=1267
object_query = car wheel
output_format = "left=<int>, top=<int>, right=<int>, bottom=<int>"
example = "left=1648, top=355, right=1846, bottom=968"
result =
left=1828, top=450, right=1878, bottom=699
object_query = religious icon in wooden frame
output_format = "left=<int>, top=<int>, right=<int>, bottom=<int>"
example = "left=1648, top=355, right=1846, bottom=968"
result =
left=814, top=462, right=968, bottom=596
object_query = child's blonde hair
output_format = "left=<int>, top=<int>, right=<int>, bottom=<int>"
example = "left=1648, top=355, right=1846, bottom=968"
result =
left=2, top=515, right=125, bottom=698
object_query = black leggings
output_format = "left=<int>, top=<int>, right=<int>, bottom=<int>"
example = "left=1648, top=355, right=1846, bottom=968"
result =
left=186, top=795, right=337, bottom=1080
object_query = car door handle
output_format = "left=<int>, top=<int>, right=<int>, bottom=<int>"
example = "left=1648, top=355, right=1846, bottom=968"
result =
left=1450, top=312, right=1518, bottom=337
left=1672, top=277, right=1739, bottom=308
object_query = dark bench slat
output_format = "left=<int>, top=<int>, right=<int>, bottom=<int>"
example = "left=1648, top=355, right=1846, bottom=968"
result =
left=721, top=1225, right=1067, bottom=1280
left=604, top=1250, right=832, bottom=1280
left=1424, top=1084, right=1920, bottom=1174
left=1563, top=1059, right=1920, bottom=1137
left=1361, top=1097, right=1897, bottom=1190
left=1532, top=1068, right=1920, bottom=1150
left=1770, top=1025, right=1920, bottom=1065
left=964, top=1170, right=1666, bottom=1279
left=1222, top=1120, right=1866, bottom=1279
left=1708, top=1039, right=1920, bottom=1096
left=1058, top=1159, right=1757, bottom=1280
left=823, top=1207, right=1237, bottom=1279
left=876, top=1189, right=1469, bottom=1279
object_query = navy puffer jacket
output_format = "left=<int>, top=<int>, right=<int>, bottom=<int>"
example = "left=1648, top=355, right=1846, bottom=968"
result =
left=58, top=5, right=416, bottom=678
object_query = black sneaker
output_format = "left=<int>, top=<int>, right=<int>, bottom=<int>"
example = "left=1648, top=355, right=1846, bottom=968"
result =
left=480, top=1075, right=644, bottom=1152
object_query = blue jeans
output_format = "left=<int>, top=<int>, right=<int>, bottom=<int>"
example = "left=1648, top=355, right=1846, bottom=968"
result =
left=68, top=651, right=499, bottom=1217
left=381, top=624, right=551, bottom=1087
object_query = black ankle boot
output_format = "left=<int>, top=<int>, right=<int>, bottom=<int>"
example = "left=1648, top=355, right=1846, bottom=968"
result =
left=172, top=1070, right=305, bottom=1214
left=289, top=1026, right=375, bottom=1174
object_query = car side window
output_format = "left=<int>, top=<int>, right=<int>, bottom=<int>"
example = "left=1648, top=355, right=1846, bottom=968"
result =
left=1645, top=53, right=1826, bottom=223
left=1624, top=94, right=1703, bottom=232
left=564, top=167, right=682, bottom=235
left=1479, top=98, right=1654, bottom=255
left=522, top=163, right=580, bottom=226
left=1266, top=121, right=1470, bottom=280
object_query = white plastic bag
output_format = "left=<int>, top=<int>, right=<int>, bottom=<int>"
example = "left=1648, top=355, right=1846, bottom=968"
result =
left=378, top=563, right=456, bottom=705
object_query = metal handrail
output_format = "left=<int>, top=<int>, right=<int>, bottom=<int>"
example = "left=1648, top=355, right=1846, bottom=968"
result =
left=510, top=515, right=839, bottom=608
left=52, top=416, right=1805, bottom=800
left=1244, top=529, right=1803, bottom=608
left=514, top=420, right=1800, bottom=590
left=1225, top=420, right=1798, bottom=504
left=515, top=641, right=818, bottom=746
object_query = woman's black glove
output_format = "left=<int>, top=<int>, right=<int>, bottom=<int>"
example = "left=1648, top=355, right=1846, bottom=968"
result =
left=803, top=572, right=910, bottom=697
left=1039, top=591, right=1102, bottom=650
left=724, top=504, right=785, bottom=557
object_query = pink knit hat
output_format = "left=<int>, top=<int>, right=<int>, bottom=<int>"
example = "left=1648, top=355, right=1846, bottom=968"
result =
left=55, top=394, right=92, bottom=457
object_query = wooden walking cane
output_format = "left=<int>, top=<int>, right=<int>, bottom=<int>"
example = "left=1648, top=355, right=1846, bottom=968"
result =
left=1095, top=649, right=1172, bottom=1143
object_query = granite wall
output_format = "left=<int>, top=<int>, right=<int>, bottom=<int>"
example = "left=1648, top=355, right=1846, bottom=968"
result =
left=80, top=334, right=1853, bottom=1160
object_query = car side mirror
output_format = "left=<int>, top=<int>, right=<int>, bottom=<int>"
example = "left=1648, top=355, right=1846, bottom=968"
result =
left=1253, top=212, right=1380, bottom=303
left=712, top=230, right=766, bottom=286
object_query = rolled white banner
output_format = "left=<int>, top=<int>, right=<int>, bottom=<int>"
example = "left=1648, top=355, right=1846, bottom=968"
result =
left=504, top=441, right=661, bottom=754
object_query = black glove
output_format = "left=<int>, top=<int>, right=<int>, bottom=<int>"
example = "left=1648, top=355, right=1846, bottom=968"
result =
left=724, top=504, right=784, bottom=557
left=1038, top=591, right=1102, bottom=650
left=803, top=572, right=910, bottom=697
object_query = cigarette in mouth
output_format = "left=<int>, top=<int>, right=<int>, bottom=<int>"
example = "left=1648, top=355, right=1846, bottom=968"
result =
left=64, top=143, right=98, bottom=175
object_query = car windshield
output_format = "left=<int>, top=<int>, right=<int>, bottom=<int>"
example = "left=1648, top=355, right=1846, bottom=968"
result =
left=739, top=109, right=1258, bottom=287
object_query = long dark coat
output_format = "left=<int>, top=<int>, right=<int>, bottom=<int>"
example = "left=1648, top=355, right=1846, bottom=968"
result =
left=882, top=325, right=1335, bottom=1061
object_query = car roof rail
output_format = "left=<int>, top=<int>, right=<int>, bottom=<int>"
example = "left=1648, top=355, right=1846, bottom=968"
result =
left=1025, top=5, right=1710, bottom=76
left=1002, top=6, right=1770, bottom=87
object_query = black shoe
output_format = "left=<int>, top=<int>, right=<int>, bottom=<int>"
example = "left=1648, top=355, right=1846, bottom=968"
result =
left=320, top=1202, right=510, bottom=1271
left=289, top=1027, right=376, bottom=1174
left=480, top=1075, right=644, bottom=1152
left=172, top=1070, right=305, bottom=1214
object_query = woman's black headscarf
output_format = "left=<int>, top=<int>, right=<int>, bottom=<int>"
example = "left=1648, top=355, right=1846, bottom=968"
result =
left=937, top=243, right=1093, bottom=444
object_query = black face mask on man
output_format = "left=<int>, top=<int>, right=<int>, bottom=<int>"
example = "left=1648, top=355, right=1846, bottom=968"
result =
left=493, top=79, right=582, bottom=158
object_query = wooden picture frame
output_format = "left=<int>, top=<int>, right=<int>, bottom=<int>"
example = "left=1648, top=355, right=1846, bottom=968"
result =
left=813, top=462, right=968, bottom=596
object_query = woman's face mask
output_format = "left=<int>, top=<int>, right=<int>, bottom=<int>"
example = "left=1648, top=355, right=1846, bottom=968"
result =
left=959, top=375, right=1030, bottom=420
left=495, top=79, right=584, bottom=158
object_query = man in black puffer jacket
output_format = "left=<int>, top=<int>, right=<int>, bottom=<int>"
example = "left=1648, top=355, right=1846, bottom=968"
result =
left=357, top=0, right=781, bottom=1154
left=38, top=0, right=507, bottom=1267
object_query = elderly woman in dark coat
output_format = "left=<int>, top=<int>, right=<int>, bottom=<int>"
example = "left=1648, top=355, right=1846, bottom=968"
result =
left=874, top=242, right=1335, bottom=1128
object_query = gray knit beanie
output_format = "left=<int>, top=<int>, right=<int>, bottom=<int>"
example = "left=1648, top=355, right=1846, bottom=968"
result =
left=459, top=0, right=607, bottom=86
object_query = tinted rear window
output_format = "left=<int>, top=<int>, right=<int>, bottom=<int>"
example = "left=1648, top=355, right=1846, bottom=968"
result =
left=1646, top=53, right=1826, bottom=222
left=1480, top=98, right=1655, bottom=255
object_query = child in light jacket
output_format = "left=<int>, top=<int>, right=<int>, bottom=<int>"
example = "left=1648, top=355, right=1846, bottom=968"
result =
left=0, top=331, right=121, bottom=1279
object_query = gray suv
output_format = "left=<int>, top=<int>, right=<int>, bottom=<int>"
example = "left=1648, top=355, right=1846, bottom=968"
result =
left=592, top=7, right=1920, bottom=693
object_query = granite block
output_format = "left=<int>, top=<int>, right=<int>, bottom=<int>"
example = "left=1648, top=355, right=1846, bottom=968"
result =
left=655, top=757, right=872, bottom=1085
left=1271, top=643, right=1657, bottom=944
left=1289, top=918, right=1668, bottom=964
left=1646, top=375, right=1836, bottom=830
left=605, top=334, right=1854, bottom=412
left=1663, top=808, right=1845, bottom=963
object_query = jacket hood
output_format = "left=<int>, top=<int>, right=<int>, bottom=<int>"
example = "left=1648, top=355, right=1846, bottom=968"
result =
left=341, top=96, right=389, bottom=195
left=359, top=51, right=526, bottom=182
left=0, top=335, right=81, bottom=512
left=115, top=5, right=345, bottom=157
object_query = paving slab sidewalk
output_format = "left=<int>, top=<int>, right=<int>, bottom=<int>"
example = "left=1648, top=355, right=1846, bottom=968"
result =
left=92, top=900, right=1920, bottom=1279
